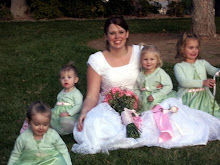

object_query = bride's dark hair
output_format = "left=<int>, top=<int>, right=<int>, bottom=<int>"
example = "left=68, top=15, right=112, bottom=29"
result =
left=104, top=16, right=129, bottom=50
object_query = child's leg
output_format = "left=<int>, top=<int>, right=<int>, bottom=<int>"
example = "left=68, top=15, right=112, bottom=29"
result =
left=20, top=119, right=29, bottom=134
left=60, top=116, right=78, bottom=135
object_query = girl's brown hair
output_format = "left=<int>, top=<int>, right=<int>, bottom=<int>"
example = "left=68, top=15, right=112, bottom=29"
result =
left=59, top=61, right=78, bottom=77
left=27, top=101, right=51, bottom=121
left=175, top=32, right=201, bottom=59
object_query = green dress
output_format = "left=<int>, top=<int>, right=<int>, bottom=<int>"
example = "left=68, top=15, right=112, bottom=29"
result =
left=182, top=70, right=220, bottom=117
left=137, top=67, right=176, bottom=112
left=51, top=87, right=83, bottom=135
left=8, top=128, right=72, bottom=165
left=174, top=60, right=220, bottom=118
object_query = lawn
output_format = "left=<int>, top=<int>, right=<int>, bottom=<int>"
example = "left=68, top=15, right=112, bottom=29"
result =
left=0, top=17, right=220, bottom=165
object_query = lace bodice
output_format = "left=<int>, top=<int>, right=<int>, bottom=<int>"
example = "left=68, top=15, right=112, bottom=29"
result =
left=87, top=45, right=141, bottom=92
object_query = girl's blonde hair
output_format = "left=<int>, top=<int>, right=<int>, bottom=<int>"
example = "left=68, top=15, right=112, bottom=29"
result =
left=175, top=32, right=201, bottom=59
left=139, top=43, right=163, bottom=68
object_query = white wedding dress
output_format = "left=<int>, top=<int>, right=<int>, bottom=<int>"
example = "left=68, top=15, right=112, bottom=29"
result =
left=72, top=45, right=220, bottom=154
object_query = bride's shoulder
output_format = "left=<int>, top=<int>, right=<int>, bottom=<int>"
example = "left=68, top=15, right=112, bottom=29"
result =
left=90, top=51, right=104, bottom=58
left=132, top=45, right=142, bottom=54
left=88, top=51, right=105, bottom=63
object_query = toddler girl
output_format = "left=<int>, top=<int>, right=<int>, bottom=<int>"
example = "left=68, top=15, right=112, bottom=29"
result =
left=50, top=61, right=83, bottom=135
left=174, top=32, right=220, bottom=117
left=137, top=44, right=176, bottom=112
left=8, top=101, right=72, bottom=165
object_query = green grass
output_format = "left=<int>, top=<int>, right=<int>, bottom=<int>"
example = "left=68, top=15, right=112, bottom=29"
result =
left=1, top=17, right=220, bottom=165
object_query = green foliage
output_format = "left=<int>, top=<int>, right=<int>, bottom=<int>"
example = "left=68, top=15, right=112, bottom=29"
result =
left=131, top=0, right=162, bottom=17
left=167, top=1, right=185, bottom=17
left=105, top=0, right=134, bottom=17
left=59, top=0, right=105, bottom=18
left=137, top=0, right=151, bottom=16
left=0, top=4, right=13, bottom=21
left=29, top=0, right=63, bottom=19
left=126, top=123, right=141, bottom=138
left=181, top=0, right=193, bottom=15
left=148, top=1, right=162, bottom=14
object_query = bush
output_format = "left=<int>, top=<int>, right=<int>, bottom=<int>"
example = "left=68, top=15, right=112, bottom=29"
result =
left=181, top=0, right=193, bottom=15
left=29, top=0, right=63, bottom=19
left=133, top=0, right=162, bottom=17
left=59, top=0, right=105, bottom=18
left=148, top=1, right=162, bottom=14
left=167, top=1, right=184, bottom=17
left=105, top=0, right=134, bottom=17
left=0, top=4, right=13, bottom=21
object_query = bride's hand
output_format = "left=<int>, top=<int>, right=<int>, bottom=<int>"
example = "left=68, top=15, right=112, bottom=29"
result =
left=77, top=112, right=87, bottom=131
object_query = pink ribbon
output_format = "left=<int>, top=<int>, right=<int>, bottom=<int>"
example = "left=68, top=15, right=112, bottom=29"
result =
left=20, top=119, right=29, bottom=134
left=152, top=105, right=173, bottom=143
left=56, top=102, right=71, bottom=106
left=121, top=108, right=142, bottom=129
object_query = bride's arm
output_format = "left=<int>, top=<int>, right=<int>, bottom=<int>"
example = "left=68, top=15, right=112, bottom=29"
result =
left=77, top=65, right=101, bottom=131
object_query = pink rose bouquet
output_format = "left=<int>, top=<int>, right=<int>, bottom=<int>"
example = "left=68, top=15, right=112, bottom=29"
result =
left=104, top=87, right=142, bottom=138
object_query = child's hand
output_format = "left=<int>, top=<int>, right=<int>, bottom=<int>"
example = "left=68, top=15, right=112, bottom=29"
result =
left=156, top=84, right=163, bottom=89
left=59, top=112, right=70, bottom=117
left=203, top=79, right=216, bottom=88
left=148, top=95, right=154, bottom=102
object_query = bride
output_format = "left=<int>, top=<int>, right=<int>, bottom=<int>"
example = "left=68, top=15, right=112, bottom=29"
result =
left=72, top=16, right=220, bottom=154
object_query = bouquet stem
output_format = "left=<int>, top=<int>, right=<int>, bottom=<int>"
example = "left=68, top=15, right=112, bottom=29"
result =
left=126, top=123, right=141, bottom=139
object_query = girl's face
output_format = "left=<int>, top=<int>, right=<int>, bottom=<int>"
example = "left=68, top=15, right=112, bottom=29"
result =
left=60, top=70, right=78, bottom=92
left=184, top=39, right=199, bottom=63
left=141, top=52, right=158, bottom=74
left=105, top=24, right=129, bottom=50
left=29, top=113, right=50, bottom=140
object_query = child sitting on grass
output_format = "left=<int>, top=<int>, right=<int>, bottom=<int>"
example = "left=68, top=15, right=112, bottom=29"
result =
left=8, top=101, right=72, bottom=165
left=137, top=44, right=176, bottom=112
left=50, top=61, right=83, bottom=135
left=174, top=32, right=220, bottom=117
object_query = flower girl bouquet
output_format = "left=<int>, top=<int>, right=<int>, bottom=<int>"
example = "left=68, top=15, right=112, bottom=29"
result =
left=104, top=87, right=142, bottom=138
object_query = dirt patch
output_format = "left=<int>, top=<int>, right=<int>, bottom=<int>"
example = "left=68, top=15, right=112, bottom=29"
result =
left=87, top=33, right=220, bottom=66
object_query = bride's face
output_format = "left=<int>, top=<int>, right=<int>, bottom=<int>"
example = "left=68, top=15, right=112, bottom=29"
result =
left=106, top=24, right=129, bottom=50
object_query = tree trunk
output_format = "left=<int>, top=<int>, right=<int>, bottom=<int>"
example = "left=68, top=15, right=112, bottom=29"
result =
left=10, top=0, right=29, bottom=19
left=192, top=0, right=216, bottom=37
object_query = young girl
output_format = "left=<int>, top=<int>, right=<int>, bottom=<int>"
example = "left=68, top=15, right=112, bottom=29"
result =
left=137, top=44, right=176, bottom=112
left=8, top=101, right=72, bottom=165
left=50, top=61, right=83, bottom=135
left=174, top=32, right=220, bottom=117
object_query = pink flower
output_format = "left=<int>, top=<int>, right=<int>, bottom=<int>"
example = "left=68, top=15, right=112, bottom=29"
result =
left=104, top=87, right=141, bottom=114
left=133, top=115, right=142, bottom=129
left=140, top=88, right=147, bottom=91
left=111, top=87, right=122, bottom=94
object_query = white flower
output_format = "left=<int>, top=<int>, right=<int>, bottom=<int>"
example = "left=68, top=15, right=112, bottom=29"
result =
left=215, top=71, right=220, bottom=77
left=170, top=106, right=178, bottom=113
